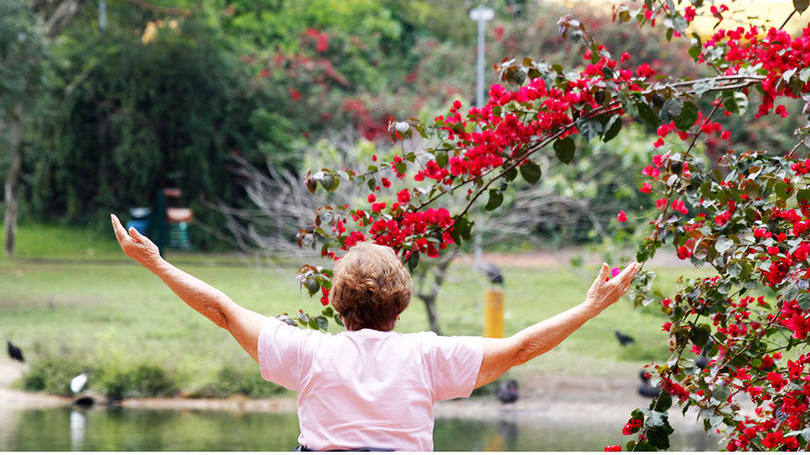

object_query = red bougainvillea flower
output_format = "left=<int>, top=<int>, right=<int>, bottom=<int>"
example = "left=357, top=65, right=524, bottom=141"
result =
left=640, top=182, right=652, bottom=193
left=622, top=418, right=643, bottom=435
left=617, top=210, right=627, bottom=222
left=603, top=445, right=622, bottom=452
left=684, top=6, right=696, bottom=22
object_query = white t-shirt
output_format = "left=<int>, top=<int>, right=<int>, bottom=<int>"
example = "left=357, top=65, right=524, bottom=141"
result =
left=257, top=316, right=484, bottom=451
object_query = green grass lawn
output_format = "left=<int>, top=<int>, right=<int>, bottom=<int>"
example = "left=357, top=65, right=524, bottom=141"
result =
left=0, top=224, right=708, bottom=397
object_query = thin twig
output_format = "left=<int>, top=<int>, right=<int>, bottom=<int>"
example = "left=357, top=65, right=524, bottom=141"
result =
left=779, top=9, right=797, bottom=31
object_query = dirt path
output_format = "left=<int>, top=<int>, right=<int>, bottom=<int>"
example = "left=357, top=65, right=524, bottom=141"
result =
left=0, top=358, right=71, bottom=409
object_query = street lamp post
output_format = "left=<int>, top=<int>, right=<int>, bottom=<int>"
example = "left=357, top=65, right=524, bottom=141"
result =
left=469, top=5, right=494, bottom=110
left=98, top=0, right=107, bottom=31
left=469, top=5, right=494, bottom=268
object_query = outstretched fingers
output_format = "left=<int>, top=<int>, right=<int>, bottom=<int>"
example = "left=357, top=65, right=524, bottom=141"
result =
left=129, top=226, right=145, bottom=243
left=615, top=262, right=641, bottom=291
left=111, top=214, right=131, bottom=245
left=599, top=263, right=610, bottom=283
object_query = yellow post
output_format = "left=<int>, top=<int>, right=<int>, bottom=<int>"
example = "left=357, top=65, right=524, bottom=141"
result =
left=484, top=288, right=504, bottom=338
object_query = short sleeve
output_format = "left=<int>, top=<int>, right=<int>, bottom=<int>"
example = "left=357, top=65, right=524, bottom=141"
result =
left=257, top=316, right=319, bottom=391
left=422, top=333, right=484, bottom=401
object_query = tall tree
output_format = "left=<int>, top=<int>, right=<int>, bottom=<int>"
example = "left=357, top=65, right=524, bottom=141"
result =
left=0, top=1, right=45, bottom=255
left=1, top=0, right=88, bottom=255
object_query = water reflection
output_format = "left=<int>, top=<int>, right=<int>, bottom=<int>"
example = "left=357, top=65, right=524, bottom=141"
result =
left=1, top=406, right=719, bottom=451
left=69, top=410, right=85, bottom=451
left=480, top=420, right=518, bottom=451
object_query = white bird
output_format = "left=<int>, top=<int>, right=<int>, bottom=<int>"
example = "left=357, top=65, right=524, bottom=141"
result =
left=70, top=373, right=88, bottom=394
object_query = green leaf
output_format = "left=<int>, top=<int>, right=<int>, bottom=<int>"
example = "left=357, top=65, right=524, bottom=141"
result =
left=320, top=174, right=338, bottom=191
left=647, top=426, right=671, bottom=450
left=781, top=281, right=798, bottom=301
left=451, top=214, right=474, bottom=243
left=795, top=0, right=809, bottom=13
left=315, top=315, right=329, bottom=331
left=643, top=409, right=667, bottom=428
left=721, top=90, right=738, bottom=114
left=504, top=166, right=518, bottom=182
left=406, top=251, right=420, bottom=271
left=800, top=67, right=810, bottom=83
left=674, top=101, right=698, bottom=130
left=776, top=180, right=789, bottom=200
left=578, top=118, right=603, bottom=142
left=712, top=384, right=730, bottom=402
left=797, top=292, right=810, bottom=310
left=485, top=189, right=504, bottom=211
left=435, top=150, right=448, bottom=169
left=633, top=441, right=657, bottom=451
left=733, top=91, right=748, bottom=115
left=785, top=428, right=810, bottom=440
left=654, top=393, right=672, bottom=412
left=636, top=102, right=661, bottom=129
left=688, top=33, right=702, bottom=60
left=662, top=98, right=683, bottom=120
left=602, top=115, right=622, bottom=142
left=693, top=79, right=715, bottom=98
left=553, top=137, right=575, bottom=164
left=690, top=325, right=710, bottom=347
left=322, top=306, right=334, bottom=317
left=520, top=160, right=542, bottom=184
left=715, top=236, right=734, bottom=253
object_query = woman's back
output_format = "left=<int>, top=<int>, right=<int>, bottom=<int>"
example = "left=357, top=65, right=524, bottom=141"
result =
left=258, top=317, right=483, bottom=451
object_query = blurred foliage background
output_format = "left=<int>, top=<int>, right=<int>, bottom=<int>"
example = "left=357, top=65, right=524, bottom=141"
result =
left=0, top=0, right=803, bottom=252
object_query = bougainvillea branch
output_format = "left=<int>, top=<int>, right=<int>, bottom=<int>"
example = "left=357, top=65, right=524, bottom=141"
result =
left=292, top=0, right=810, bottom=450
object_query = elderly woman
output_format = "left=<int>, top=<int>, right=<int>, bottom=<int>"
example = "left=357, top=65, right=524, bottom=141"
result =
left=111, top=214, right=640, bottom=451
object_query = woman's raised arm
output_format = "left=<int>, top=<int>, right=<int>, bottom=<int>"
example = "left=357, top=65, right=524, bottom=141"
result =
left=474, top=262, right=641, bottom=388
left=110, top=214, right=265, bottom=362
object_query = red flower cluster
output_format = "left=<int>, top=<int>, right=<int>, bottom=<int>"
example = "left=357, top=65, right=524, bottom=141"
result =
left=304, top=28, right=330, bottom=53
left=621, top=418, right=643, bottom=435
left=704, top=26, right=810, bottom=118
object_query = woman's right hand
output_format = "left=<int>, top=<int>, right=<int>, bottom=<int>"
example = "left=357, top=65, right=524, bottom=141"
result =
left=583, top=262, right=641, bottom=318
left=111, top=213, right=162, bottom=269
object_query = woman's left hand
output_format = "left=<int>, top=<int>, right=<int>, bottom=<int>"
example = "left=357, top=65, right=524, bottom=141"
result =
left=583, top=261, right=641, bottom=318
left=111, top=213, right=162, bottom=269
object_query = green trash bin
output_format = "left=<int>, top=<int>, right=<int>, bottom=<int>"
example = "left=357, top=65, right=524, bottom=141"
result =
left=168, top=222, right=192, bottom=251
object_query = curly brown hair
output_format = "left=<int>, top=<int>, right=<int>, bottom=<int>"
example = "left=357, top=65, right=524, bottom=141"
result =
left=330, top=242, right=411, bottom=331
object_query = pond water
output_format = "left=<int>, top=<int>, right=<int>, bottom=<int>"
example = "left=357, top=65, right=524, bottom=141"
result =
left=0, top=406, right=719, bottom=451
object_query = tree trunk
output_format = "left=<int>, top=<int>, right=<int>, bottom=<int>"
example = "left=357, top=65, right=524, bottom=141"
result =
left=414, top=252, right=455, bottom=335
left=4, top=102, right=23, bottom=256
left=423, top=294, right=442, bottom=335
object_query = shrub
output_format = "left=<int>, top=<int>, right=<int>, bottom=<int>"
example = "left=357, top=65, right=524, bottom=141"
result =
left=190, top=365, right=286, bottom=399
left=22, top=356, right=85, bottom=396
left=129, top=364, right=178, bottom=398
